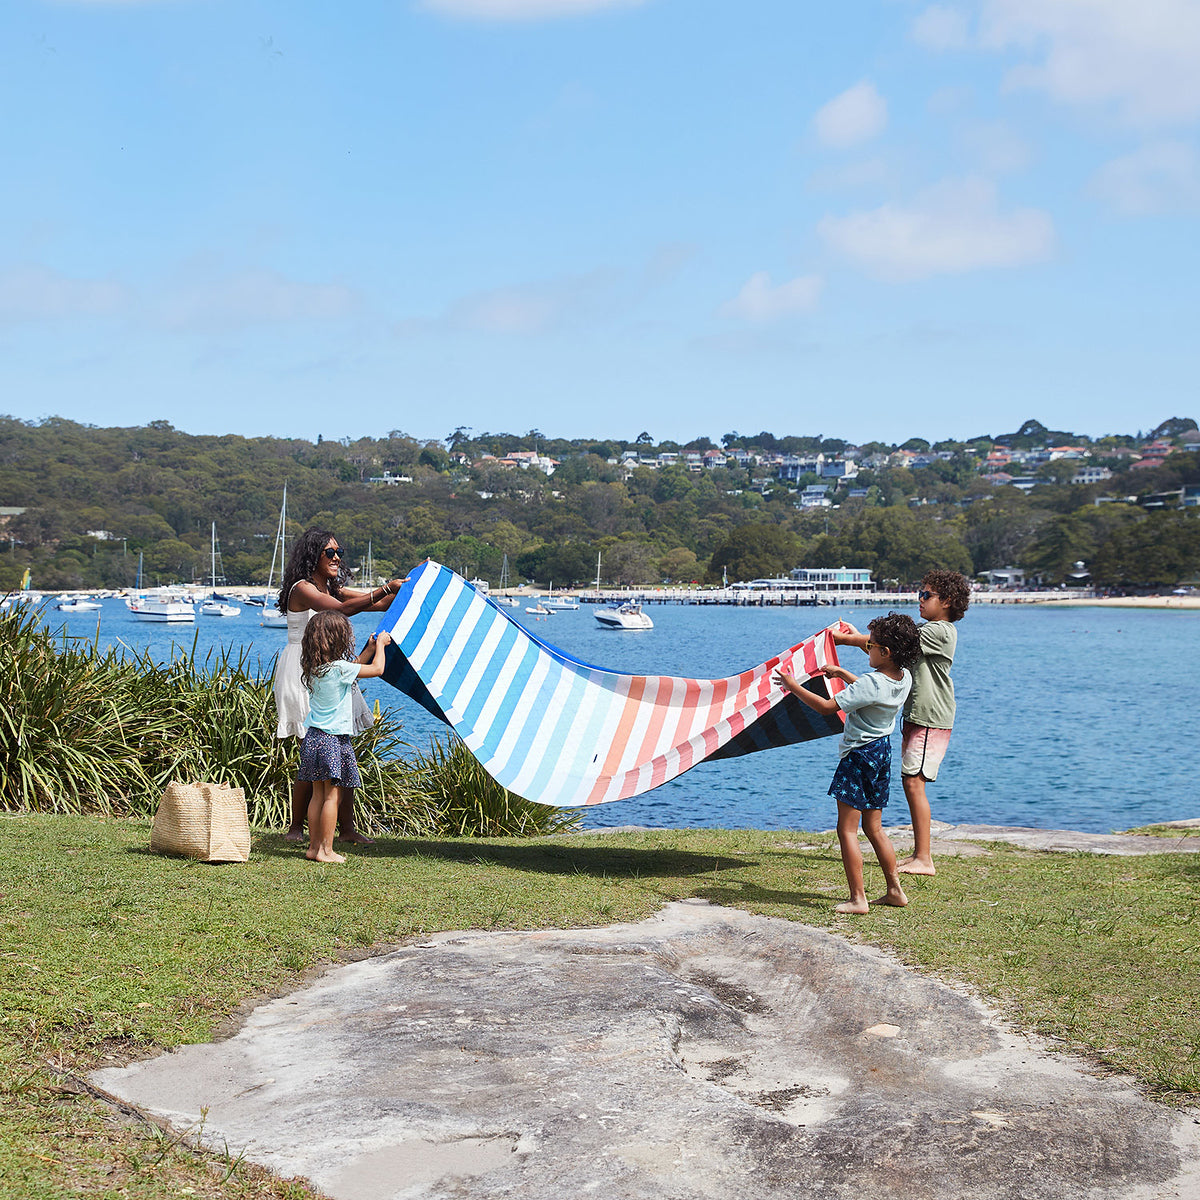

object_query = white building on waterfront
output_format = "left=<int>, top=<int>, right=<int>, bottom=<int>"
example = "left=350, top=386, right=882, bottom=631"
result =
left=788, top=567, right=875, bottom=593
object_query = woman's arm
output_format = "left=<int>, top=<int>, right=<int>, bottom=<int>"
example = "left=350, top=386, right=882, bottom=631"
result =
left=356, top=631, right=392, bottom=680
left=290, top=578, right=406, bottom=616
left=340, top=577, right=409, bottom=613
left=772, top=669, right=842, bottom=717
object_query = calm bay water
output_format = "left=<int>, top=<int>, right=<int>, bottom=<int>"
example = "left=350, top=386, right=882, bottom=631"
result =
left=40, top=597, right=1200, bottom=834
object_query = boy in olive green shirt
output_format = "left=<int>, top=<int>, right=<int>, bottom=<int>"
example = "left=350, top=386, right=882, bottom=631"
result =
left=834, top=569, right=971, bottom=875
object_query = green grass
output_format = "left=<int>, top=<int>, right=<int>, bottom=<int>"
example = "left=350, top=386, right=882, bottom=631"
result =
left=1123, top=823, right=1200, bottom=838
left=3, top=816, right=1198, bottom=1198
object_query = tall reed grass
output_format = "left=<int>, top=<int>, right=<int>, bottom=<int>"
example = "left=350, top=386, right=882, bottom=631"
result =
left=0, top=604, right=576, bottom=837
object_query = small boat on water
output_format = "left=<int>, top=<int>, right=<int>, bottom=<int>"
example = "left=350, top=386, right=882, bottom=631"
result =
left=545, top=583, right=579, bottom=610
left=594, top=601, right=653, bottom=630
left=127, top=592, right=195, bottom=623
left=493, top=554, right=521, bottom=605
left=55, top=595, right=102, bottom=613
left=525, top=602, right=552, bottom=616
left=200, top=599, right=241, bottom=618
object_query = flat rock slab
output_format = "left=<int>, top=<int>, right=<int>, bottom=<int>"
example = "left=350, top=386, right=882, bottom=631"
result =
left=93, top=902, right=1200, bottom=1200
left=934, top=824, right=1200, bottom=856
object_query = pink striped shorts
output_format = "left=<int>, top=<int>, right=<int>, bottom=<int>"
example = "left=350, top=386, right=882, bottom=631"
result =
left=900, top=722, right=952, bottom=781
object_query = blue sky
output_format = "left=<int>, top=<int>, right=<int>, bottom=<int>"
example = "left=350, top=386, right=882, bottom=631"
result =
left=2, top=0, right=1198, bottom=446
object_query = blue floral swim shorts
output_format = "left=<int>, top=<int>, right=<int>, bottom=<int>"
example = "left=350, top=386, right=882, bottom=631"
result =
left=828, top=736, right=891, bottom=811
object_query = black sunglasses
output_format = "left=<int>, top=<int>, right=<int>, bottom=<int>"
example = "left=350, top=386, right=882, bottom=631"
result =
left=918, top=589, right=936, bottom=601
left=322, top=547, right=344, bottom=560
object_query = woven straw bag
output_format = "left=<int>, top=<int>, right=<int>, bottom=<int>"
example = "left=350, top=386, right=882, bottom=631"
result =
left=150, top=782, right=251, bottom=863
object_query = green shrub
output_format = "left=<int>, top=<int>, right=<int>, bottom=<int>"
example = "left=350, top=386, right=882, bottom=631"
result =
left=395, top=733, right=581, bottom=837
left=0, top=604, right=575, bottom=837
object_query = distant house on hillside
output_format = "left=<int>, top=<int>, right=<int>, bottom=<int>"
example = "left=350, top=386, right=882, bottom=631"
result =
left=821, top=458, right=857, bottom=481
left=777, top=454, right=823, bottom=482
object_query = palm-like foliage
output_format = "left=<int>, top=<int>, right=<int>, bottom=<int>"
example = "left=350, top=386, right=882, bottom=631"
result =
left=0, top=604, right=574, bottom=837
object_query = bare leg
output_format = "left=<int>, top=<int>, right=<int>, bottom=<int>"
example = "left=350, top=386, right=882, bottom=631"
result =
left=306, top=781, right=345, bottom=864
left=834, top=802, right=869, bottom=915
left=337, top=789, right=374, bottom=845
left=861, top=809, right=908, bottom=908
left=898, top=774, right=936, bottom=875
left=284, top=779, right=312, bottom=842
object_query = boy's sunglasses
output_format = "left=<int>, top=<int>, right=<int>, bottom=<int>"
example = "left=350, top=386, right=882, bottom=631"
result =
left=917, top=590, right=935, bottom=601
left=865, top=640, right=890, bottom=655
left=322, top=547, right=344, bottom=560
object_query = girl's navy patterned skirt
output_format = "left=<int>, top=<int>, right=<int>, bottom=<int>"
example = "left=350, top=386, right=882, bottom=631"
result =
left=828, top=736, right=891, bottom=811
left=298, top=728, right=362, bottom=789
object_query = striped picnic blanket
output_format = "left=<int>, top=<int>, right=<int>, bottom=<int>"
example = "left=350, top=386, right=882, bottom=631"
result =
left=375, top=560, right=846, bottom=807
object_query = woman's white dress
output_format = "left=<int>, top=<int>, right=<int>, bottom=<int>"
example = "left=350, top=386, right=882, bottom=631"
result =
left=273, top=600, right=373, bottom=740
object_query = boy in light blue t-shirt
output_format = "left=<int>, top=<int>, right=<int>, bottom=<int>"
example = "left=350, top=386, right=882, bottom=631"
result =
left=774, top=612, right=922, bottom=915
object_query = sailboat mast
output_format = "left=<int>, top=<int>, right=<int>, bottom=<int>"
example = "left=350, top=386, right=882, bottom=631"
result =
left=265, top=481, right=288, bottom=595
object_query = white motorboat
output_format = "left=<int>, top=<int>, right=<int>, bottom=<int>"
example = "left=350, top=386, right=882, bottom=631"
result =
left=127, top=593, right=195, bottom=623
left=525, top=602, right=552, bottom=616
left=200, top=599, right=241, bottom=618
left=55, top=595, right=102, bottom=613
left=594, top=601, right=653, bottom=630
left=260, top=484, right=290, bottom=628
left=495, top=596, right=522, bottom=607
left=469, top=576, right=490, bottom=594
left=545, top=584, right=579, bottom=610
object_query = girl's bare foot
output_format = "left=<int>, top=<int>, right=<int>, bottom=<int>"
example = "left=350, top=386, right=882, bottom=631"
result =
left=834, top=900, right=870, bottom=915
left=338, top=830, right=374, bottom=845
left=871, top=888, right=909, bottom=907
left=897, top=856, right=935, bottom=876
left=305, top=849, right=346, bottom=864
left=284, top=827, right=306, bottom=843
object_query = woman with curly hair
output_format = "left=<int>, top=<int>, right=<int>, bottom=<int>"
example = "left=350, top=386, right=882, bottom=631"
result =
left=774, top=612, right=921, bottom=915
left=274, top=528, right=409, bottom=844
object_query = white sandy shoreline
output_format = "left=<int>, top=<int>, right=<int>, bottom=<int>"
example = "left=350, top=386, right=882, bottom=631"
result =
left=1012, top=595, right=1200, bottom=610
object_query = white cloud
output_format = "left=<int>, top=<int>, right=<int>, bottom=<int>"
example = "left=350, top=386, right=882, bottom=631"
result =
left=160, top=270, right=357, bottom=331
left=399, top=268, right=625, bottom=336
left=958, top=119, right=1032, bottom=173
left=817, top=178, right=1054, bottom=281
left=812, top=81, right=888, bottom=149
left=720, top=272, right=823, bottom=322
left=982, top=0, right=1200, bottom=128
left=911, top=5, right=971, bottom=51
left=419, top=0, right=646, bottom=19
left=0, top=265, right=126, bottom=323
left=1089, top=141, right=1200, bottom=214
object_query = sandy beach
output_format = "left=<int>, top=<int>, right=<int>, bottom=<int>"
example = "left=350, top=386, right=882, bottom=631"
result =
left=1023, top=594, right=1200, bottom=610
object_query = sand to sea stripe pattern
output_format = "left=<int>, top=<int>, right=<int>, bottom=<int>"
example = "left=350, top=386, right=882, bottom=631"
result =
left=377, top=561, right=845, bottom=807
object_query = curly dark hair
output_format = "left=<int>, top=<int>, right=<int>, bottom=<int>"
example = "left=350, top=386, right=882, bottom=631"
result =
left=921, top=569, right=971, bottom=622
left=277, top=528, right=349, bottom=614
left=867, top=612, right=922, bottom=672
left=300, top=610, right=356, bottom=692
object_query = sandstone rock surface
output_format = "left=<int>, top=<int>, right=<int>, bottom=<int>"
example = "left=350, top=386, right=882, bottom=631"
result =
left=93, top=901, right=1200, bottom=1200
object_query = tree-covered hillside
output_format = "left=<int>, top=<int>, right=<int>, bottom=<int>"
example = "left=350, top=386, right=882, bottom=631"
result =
left=2, top=416, right=1199, bottom=591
